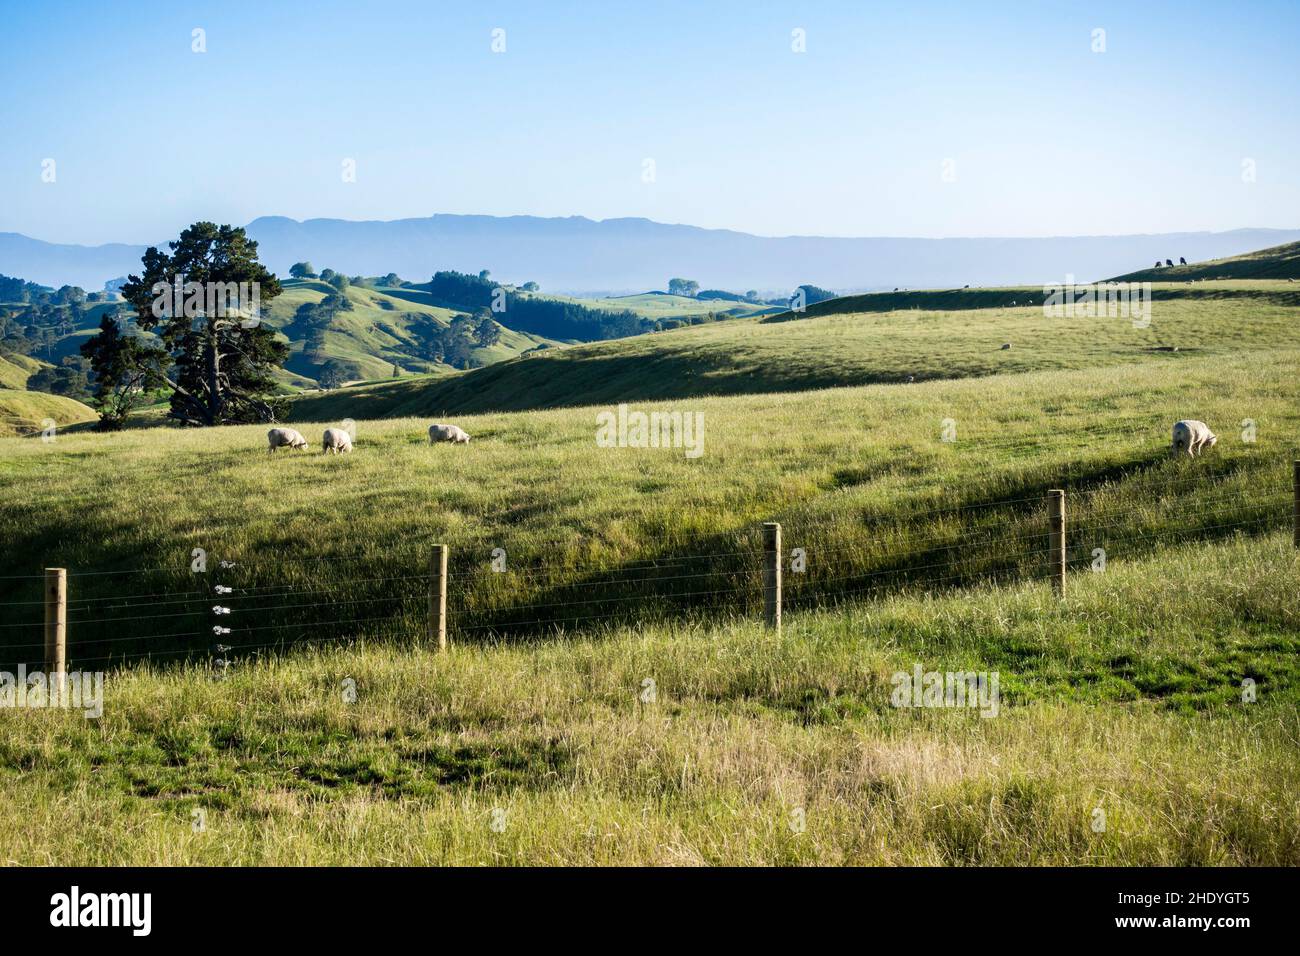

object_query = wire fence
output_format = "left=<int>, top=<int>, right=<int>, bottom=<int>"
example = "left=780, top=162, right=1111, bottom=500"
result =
left=1, top=465, right=1295, bottom=673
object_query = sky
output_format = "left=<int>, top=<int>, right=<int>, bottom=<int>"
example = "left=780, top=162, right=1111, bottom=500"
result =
left=1, top=0, right=1297, bottom=246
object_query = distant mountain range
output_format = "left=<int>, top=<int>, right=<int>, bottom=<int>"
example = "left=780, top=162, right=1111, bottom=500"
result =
left=4, top=216, right=1299, bottom=293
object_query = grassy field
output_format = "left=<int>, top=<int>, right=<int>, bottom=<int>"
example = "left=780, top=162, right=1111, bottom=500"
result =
left=1, top=576, right=1296, bottom=865
left=0, top=287, right=1296, bottom=865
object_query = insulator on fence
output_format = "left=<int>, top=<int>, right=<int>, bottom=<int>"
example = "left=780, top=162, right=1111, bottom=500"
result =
left=212, top=605, right=231, bottom=615
left=212, top=626, right=231, bottom=636
left=213, top=585, right=232, bottom=595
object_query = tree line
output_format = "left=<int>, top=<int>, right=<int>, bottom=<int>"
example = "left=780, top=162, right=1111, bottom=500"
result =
left=427, top=270, right=646, bottom=341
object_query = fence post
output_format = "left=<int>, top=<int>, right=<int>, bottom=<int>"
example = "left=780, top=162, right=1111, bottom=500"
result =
left=1048, top=489, right=1066, bottom=597
left=1293, top=461, right=1299, bottom=550
left=44, top=568, right=66, bottom=701
left=763, top=522, right=782, bottom=632
left=429, top=545, right=448, bottom=650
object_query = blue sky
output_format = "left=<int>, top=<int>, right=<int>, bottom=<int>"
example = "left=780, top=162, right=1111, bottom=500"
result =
left=1, top=0, right=1297, bottom=245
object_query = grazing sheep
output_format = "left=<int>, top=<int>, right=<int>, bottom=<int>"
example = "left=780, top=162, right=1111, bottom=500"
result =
left=429, top=423, right=471, bottom=444
left=1179, top=256, right=1187, bottom=265
left=1171, top=419, right=1217, bottom=457
left=1000, top=342, right=1012, bottom=350
left=1165, top=259, right=1174, bottom=267
left=1154, top=261, right=1162, bottom=268
left=322, top=427, right=353, bottom=454
left=267, top=427, right=309, bottom=452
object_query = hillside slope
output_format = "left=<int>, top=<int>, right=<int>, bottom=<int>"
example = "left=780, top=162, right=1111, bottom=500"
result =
left=1110, top=239, right=1300, bottom=282
left=288, top=288, right=1300, bottom=419
left=0, top=352, right=46, bottom=389
left=266, top=279, right=556, bottom=383
left=3, top=345, right=1296, bottom=668
left=0, top=389, right=97, bottom=436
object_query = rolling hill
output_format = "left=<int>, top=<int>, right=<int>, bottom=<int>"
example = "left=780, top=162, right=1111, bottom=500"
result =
left=0, top=388, right=97, bottom=436
left=288, top=279, right=1300, bottom=420
left=0, top=352, right=45, bottom=389
left=8, top=277, right=771, bottom=397
left=1109, top=239, right=1300, bottom=282
left=265, top=278, right=558, bottom=383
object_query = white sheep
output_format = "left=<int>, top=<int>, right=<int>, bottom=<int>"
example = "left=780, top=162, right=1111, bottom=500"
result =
left=428, top=423, right=471, bottom=444
left=1171, top=420, right=1217, bottom=457
left=267, top=427, right=309, bottom=452
left=322, top=427, right=353, bottom=454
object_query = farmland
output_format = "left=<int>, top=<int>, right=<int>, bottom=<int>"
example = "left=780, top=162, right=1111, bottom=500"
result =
left=1, top=274, right=1297, bottom=863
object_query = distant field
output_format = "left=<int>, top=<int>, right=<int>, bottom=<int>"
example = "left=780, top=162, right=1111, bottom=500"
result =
left=289, top=284, right=1300, bottom=418
left=537, top=290, right=780, bottom=320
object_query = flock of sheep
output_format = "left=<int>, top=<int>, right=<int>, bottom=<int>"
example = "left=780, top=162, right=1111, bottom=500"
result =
left=269, top=419, right=1217, bottom=458
left=266, top=423, right=470, bottom=454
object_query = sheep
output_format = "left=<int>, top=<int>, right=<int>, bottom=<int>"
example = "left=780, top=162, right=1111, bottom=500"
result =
left=1154, top=261, right=1162, bottom=268
left=267, top=427, right=309, bottom=452
left=429, top=423, right=471, bottom=444
left=1171, top=419, right=1217, bottom=457
left=1165, top=259, right=1174, bottom=267
left=1179, top=256, right=1187, bottom=265
left=1000, top=342, right=1012, bottom=350
left=322, top=427, right=353, bottom=454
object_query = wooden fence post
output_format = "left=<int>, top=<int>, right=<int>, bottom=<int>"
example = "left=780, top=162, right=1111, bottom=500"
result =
left=1048, top=489, right=1066, bottom=597
left=1293, top=461, right=1299, bottom=550
left=44, top=568, right=66, bottom=701
left=763, top=522, right=782, bottom=632
left=429, top=545, right=448, bottom=650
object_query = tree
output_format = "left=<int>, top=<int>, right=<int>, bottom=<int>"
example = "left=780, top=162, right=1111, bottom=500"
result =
left=327, top=273, right=350, bottom=292
left=317, top=359, right=359, bottom=389
left=381, top=273, right=402, bottom=287
left=27, top=355, right=94, bottom=403
left=111, top=222, right=287, bottom=426
left=289, top=261, right=317, bottom=279
left=668, top=278, right=700, bottom=297
left=473, top=310, right=501, bottom=347
left=80, top=314, right=167, bottom=429
left=793, top=284, right=836, bottom=306
left=521, top=281, right=539, bottom=292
